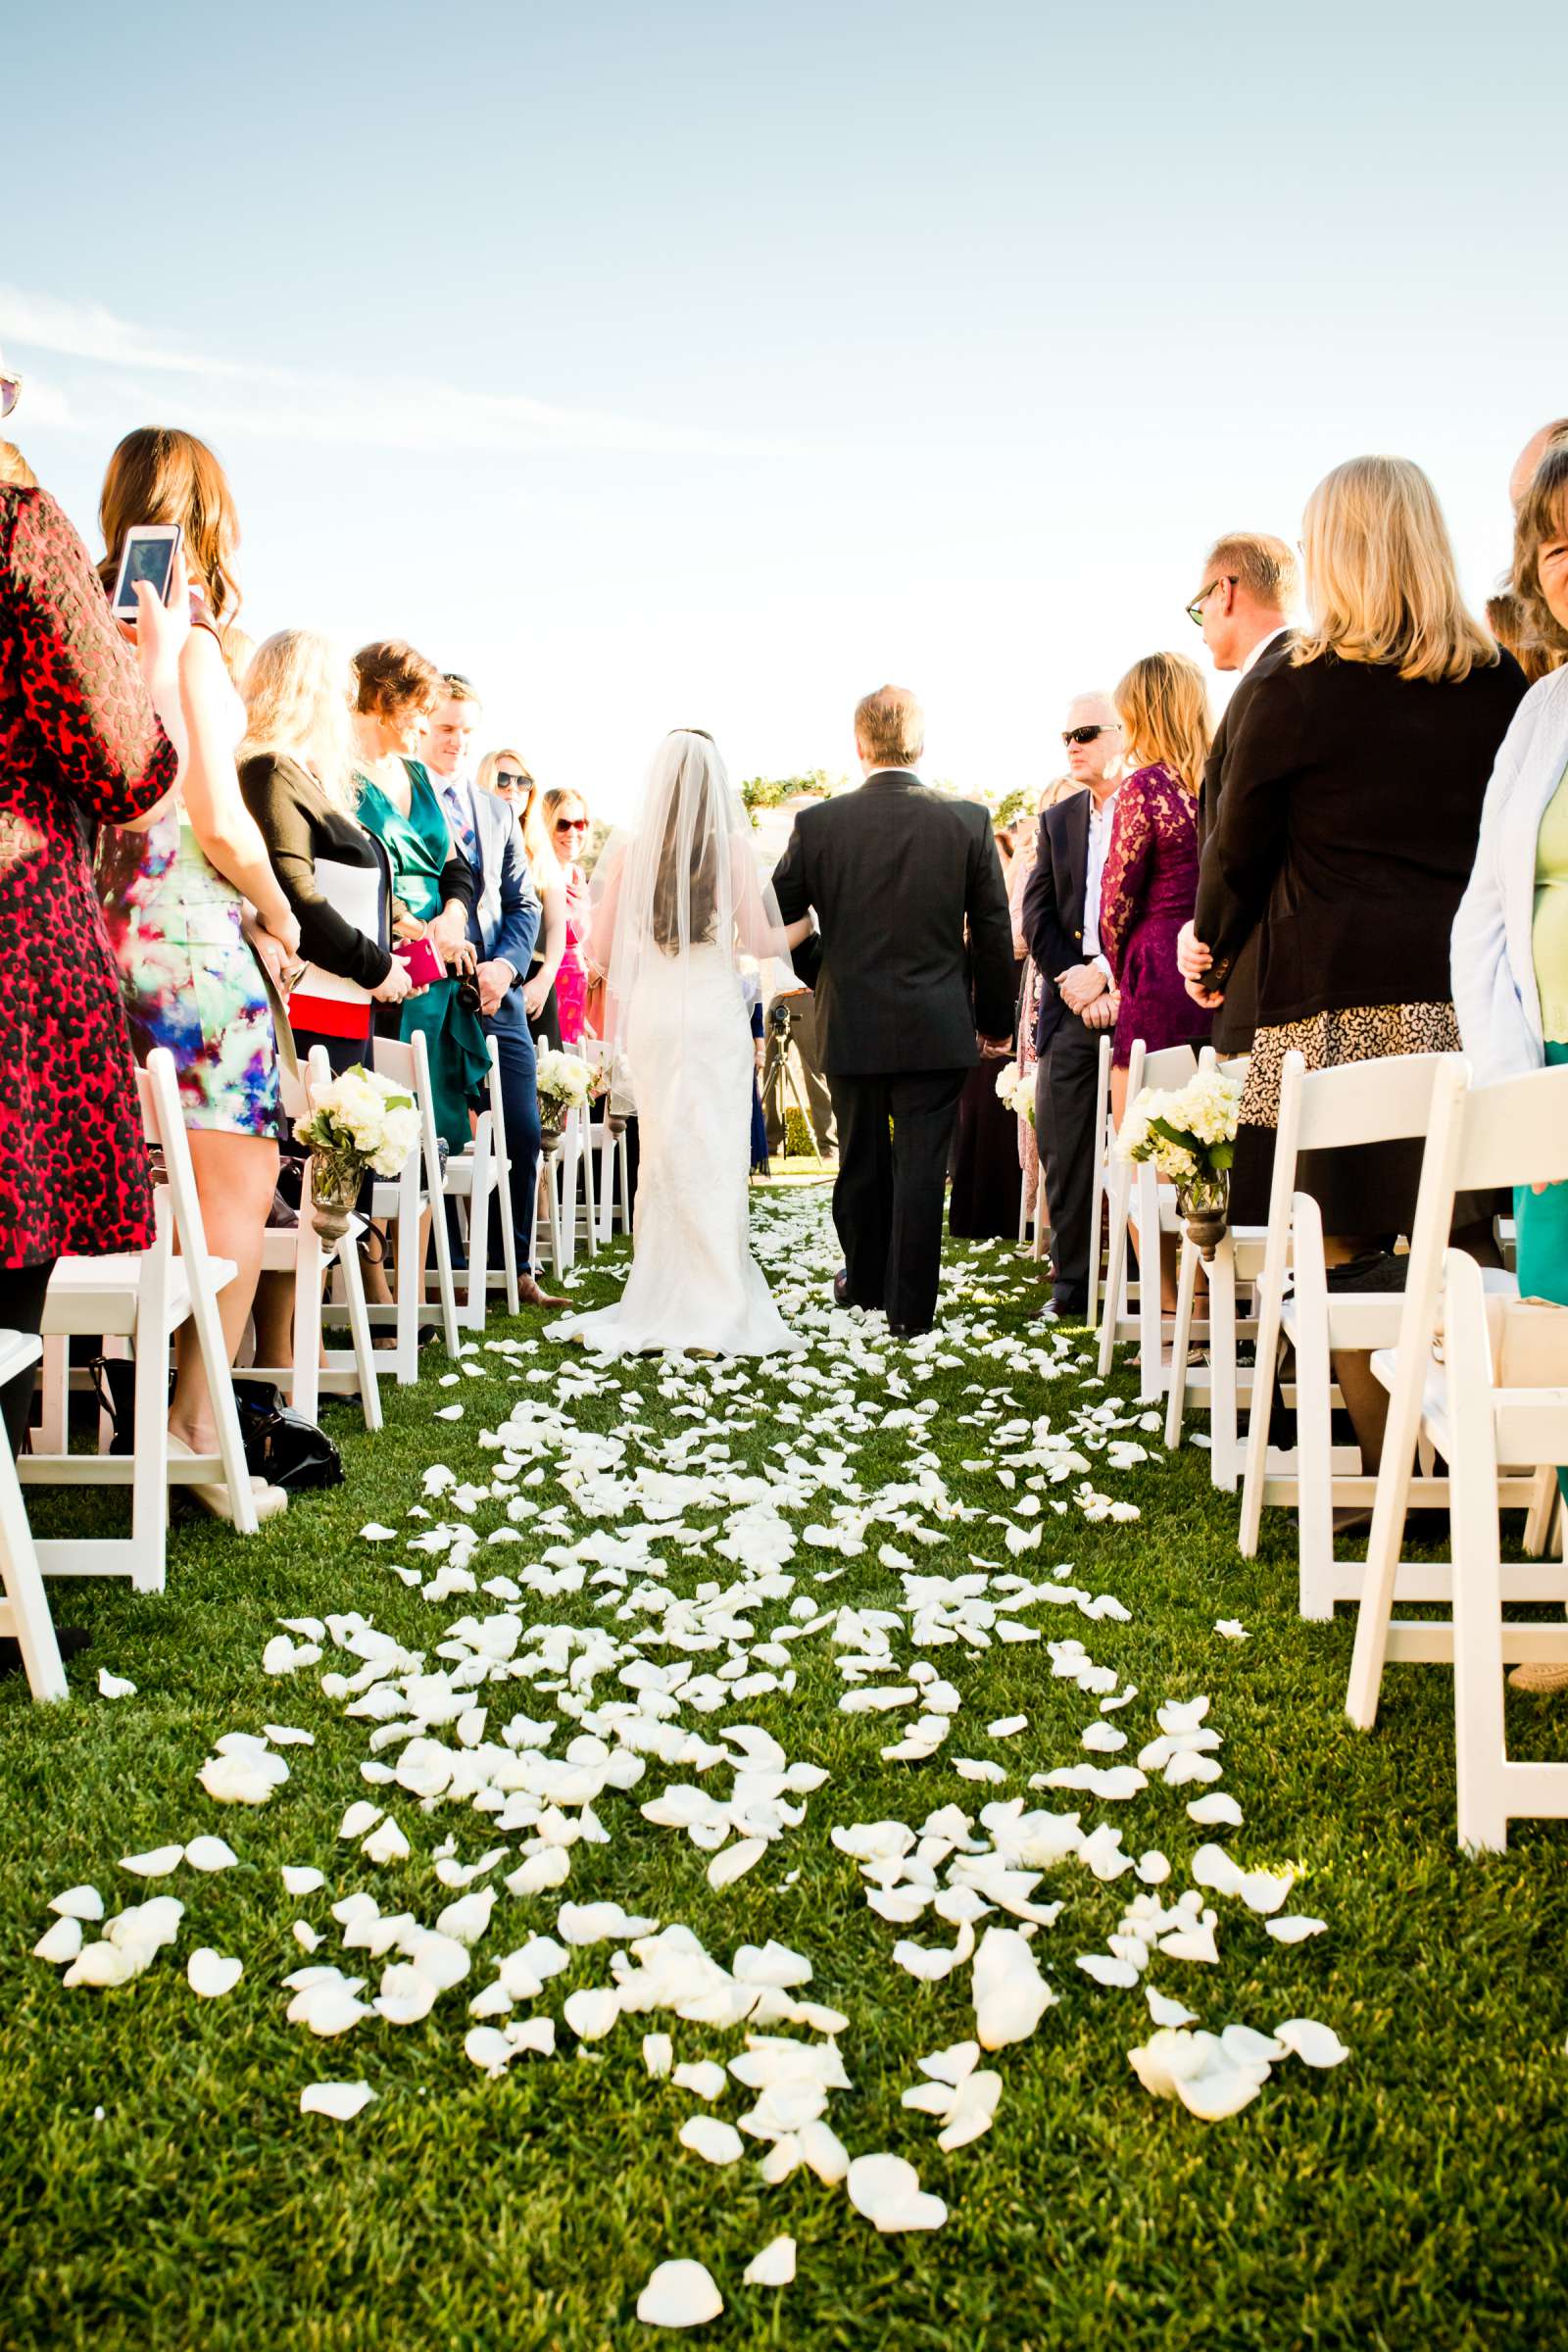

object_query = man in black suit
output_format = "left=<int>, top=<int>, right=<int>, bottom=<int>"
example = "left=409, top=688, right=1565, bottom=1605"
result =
left=1177, top=532, right=1298, bottom=1043
left=772, top=684, right=1014, bottom=1337
left=1021, top=693, right=1126, bottom=1320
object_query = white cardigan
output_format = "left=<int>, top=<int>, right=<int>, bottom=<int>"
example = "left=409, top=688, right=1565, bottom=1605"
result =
left=1451, top=664, right=1568, bottom=1083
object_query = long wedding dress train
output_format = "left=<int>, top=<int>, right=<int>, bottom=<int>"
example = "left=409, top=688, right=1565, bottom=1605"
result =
left=556, top=948, right=804, bottom=1357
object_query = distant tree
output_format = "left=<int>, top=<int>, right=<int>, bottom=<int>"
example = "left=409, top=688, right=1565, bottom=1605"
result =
left=737, top=771, right=840, bottom=824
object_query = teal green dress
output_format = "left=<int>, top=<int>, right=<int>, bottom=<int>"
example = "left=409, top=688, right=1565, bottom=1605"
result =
left=356, top=759, right=488, bottom=1150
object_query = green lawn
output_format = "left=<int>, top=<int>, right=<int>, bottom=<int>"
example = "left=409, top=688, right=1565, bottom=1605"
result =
left=3, top=1182, right=1566, bottom=2352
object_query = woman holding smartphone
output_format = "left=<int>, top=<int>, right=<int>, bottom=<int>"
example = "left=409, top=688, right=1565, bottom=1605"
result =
left=96, top=427, right=300, bottom=1523
left=351, top=640, right=485, bottom=1150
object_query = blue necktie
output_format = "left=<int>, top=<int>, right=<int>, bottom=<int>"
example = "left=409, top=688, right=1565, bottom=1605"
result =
left=443, top=781, right=478, bottom=865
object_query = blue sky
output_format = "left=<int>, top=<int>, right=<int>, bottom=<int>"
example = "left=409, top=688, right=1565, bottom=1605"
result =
left=7, top=0, right=1565, bottom=817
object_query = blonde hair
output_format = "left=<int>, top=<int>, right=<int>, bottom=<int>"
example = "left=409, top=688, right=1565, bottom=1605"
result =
left=240, top=630, right=358, bottom=810
left=0, top=441, right=38, bottom=490
left=1039, top=774, right=1086, bottom=812
left=1200, top=531, right=1297, bottom=612
left=1113, top=651, right=1212, bottom=794
left=539, top=786, right=588, bottom=879
left=1511, top=442, right=1568, bottom=672
left=1293, top=456, right=1495, bottom=684
left=475, top=747, right=532, bottom=798
left=855, top=683, right=924, bottom=767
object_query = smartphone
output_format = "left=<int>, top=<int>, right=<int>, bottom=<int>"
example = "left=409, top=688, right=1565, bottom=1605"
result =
left=110, top=523, right=182, bottom=621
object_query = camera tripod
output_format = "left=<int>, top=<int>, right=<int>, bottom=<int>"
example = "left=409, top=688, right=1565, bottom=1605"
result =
left=760, top=1003, right=816, bottom=1157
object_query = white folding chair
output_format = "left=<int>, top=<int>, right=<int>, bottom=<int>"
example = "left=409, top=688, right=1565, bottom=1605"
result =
left=0, top=1333, right=68, bottom=1699
left=248, top=1052, right=382, bottom=1430
left=1098, top=1042, right=1199, bottom=1399
left=22, top=1046, right=258, bottom=1592
left=580, top=1039, right=631, bottom=1248
left=360, top=1031, right=461, bottom=1378
left=1438, top=1250, right=1568, bottom=1851
left=1345, top=1058, right=1568, bottom=1728
left=446, top=1036, right=519, bottom=1328
left=1163, top=1050, right=1261, bottom=1490
left=1238, top=1051, right=1454, bottom=1616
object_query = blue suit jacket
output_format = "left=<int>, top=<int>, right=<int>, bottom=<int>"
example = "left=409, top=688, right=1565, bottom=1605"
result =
left=449, top=780, right=541, bottom=977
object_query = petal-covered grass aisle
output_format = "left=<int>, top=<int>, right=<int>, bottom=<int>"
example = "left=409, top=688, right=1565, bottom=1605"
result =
left=4, top=1182, right=1567, bottom=2352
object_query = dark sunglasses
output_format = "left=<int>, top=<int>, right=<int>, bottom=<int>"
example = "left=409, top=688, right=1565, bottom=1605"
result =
left=0, top=373, right=20, bottom=421
left=494, top=770, right=531, bottom=791
left=554, top=816, right=589, bottom=834
left=1186, top=574, right=1237, bottom=627
left=1062, top=723, right=1117, bottom=747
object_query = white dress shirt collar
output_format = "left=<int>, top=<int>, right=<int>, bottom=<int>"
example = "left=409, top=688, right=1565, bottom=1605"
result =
left=1239, top=623, right=1289, bottom=677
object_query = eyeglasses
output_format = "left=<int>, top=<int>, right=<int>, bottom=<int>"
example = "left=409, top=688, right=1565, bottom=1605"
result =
left=0, top=373, right=21, bottom=420
left=1061, top=724, right=1118, bottom=748
left=554, top=817, right=589, bottom=835
left=1186, top=575, right=1236, bottom=627
left=494, top=770, right=531, bottom=792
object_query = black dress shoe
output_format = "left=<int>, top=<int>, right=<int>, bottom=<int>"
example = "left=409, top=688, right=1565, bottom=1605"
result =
left=833, top=1269, right=852, bottom=1307
left=887, top=1321, right=932, bottom=1340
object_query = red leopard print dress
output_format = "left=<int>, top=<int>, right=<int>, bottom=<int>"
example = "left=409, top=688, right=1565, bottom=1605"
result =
left=0, top=486, right=177, bottom=1268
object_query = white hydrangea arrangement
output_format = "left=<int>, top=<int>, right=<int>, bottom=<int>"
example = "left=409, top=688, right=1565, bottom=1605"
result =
left=294, top=1064, right=420, bottom=1180
left=993, top=1059, right=1036, bottom=1127
left=535, top=1050, right=595, bottom=1114
left=1114, top=1065, right=1245, bottom=1190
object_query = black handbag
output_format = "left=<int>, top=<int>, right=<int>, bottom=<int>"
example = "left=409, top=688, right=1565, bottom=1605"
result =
left=230, top=1381, right=344, bottom=1491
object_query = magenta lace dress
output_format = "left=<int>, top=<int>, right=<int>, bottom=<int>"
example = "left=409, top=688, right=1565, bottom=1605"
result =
left=1100, top=761, right=1211, bottom=1068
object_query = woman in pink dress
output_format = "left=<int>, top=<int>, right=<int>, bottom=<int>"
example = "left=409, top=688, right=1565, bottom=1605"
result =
left=541, top=786, right=592, bottom=1043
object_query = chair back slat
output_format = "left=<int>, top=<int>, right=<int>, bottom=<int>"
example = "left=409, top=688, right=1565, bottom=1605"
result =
left=1456, top=1064, right=1568, bottom=1196
left=1297, top=1053, right=1458, bottom=1152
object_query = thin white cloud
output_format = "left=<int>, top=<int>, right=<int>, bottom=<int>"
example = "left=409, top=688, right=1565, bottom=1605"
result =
left=0, top=284, right=785, bottom=461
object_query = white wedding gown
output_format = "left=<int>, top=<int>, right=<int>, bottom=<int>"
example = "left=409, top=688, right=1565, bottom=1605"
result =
left=556, top=947, right=804, bottom=1357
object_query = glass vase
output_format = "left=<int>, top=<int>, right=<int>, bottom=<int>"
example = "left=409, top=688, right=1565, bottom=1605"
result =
left=309, top=1148, right=362, bottom=1243
left=1176, top=1167, right=1230, bottom=1261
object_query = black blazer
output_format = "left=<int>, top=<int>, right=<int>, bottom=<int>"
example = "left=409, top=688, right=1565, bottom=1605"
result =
left=240, top=753, right=478, bottom=989
left=1194, top=630, right=1295, bottom=1053
left=1020, top=790, right=1093, bottom=1053
left=1194, top=648, right=1528, bottom=1032
left=771, top=772, right=1015, bottom=1076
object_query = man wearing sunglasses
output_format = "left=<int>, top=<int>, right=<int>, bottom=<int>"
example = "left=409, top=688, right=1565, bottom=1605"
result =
left=423, top=673, right=565, bottom=1307
left=1177, top=533, right=1296, bottom=1053
left=1020, top=693, right=1126, bottom=1321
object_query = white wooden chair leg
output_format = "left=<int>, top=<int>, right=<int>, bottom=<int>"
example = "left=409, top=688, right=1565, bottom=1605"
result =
left=290, top=1228, right=322, bottom=1428
left=1448, top=1271, right=1512, bottom=1852
left=497, top=1157, right=520, bottom=1315
left=1294, top=1280, right=1338, bottom=1621
left=559, top=1116, right=580, bottom=1272
left=1097, top=1164, right=1131, bottom=1379
left=337, top=1230, right=382, bottom=1433
left=1524, top=1463, right=1557, bottom=1559
left=0, top=1337, right=67, bottom=1700
left=38, top=1335, right=68, bottom=1455
left=130, top=1326, right=172, bottom=1596
left=1164, top=1237, right=1199, bottom=1450
left=1209, top=1245, right=1241, bottom=1493
left=1136, top=1166, right=1162, bottom=1403
left=464, top=1123, right=493, bottom=1332
left=1237, top=1282, right=1283, bottom=1560
left=581, top=1119, right=599, bottom=1261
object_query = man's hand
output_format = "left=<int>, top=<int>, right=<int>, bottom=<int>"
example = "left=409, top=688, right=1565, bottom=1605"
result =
left=977, top=1033, right=1013, bottom=1059
left=1176, top=920, right=1212, bottom=984
left=1082, top=991, right=1117, bottom=1032
left=476, top=959, right=512, bottom=1018
left=1056, top=962, right=1108, bottom=1016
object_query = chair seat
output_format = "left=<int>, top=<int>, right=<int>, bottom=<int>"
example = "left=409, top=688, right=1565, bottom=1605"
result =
left=258, top=1215, right=364, bottom=1272
left=0, top=1329, right=42, bottom=1386
left=1281, top=1292, right=1401, bottom=1348
left=42, top=1254, right=236, bottom=1335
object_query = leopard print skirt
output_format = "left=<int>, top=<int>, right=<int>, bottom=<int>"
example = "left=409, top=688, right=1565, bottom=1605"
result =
left=1231, top=1000, right=1461, bottom=1233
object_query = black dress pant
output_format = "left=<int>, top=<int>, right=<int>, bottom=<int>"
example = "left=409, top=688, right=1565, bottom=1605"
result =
left=1036, top=1014, right=1100, bottom=1312
left=828, top=1067, right=966, bottom=1332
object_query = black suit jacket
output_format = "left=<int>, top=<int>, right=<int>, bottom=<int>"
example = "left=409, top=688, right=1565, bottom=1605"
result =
left=1194, top=646, right=1528, bottom=1033
left=1020, top=790, right=1094, bottom=1053
left=1193, top=631, right=1294, bottom=1053
left=771, top=772, right=1015, bottom=1076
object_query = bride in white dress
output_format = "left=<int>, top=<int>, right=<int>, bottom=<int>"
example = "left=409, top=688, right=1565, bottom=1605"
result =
left=556, top=730, right=809, bottom=1357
